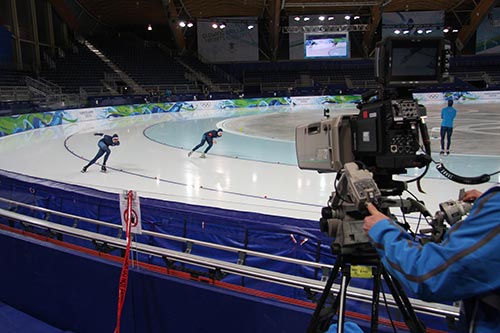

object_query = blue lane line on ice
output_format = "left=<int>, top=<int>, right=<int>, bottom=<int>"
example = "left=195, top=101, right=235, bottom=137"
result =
left=63, top=134, right=323, bottom=209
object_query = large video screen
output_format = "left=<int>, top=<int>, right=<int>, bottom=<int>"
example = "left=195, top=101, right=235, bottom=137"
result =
left=304, top=33, right=349, bottom=59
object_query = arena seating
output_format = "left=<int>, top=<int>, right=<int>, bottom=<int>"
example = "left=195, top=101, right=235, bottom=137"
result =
left=3, top=32, right=500, bottom=114
left=0, top=68, right=31, bottom=86
left=90, top=35, right=192, bottom=87
left=39, top=44, right=115, bottom=94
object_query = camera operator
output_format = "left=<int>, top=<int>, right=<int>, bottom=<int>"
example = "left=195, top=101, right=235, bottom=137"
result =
left=363, top=187, right=500, bottom=332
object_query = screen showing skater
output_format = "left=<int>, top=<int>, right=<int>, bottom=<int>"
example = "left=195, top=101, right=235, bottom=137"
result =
left=304, top=33, right=349, bottom=59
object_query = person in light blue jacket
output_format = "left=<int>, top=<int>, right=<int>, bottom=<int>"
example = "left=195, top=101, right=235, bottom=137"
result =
left=440, top=99, right=457, bottom=155
left=363, top=187, right=500, bottom=333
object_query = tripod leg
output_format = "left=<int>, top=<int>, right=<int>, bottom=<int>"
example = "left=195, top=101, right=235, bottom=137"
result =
left=307, top=257, right=342, bottom=333
left=370, top=264, right=381, bottom=332
left=336, top=270, right=351, bottom=333
left=382, top=268, right=426, bottom=333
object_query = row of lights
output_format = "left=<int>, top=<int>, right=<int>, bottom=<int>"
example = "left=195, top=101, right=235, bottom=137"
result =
left=179, top=21, right=194, bottom=28
left=393, top=29, right=433, bottom=35
left=293, top=15, right=360, bottom=22
left=210, top=22, right=255, bottom=30
left=392, top=27, right=459, bottom=35
left=149, top=22, right=457, bottom=34
left=149, top=15, right=366, bottom=31
left=142, top=21, right=255, bottom=30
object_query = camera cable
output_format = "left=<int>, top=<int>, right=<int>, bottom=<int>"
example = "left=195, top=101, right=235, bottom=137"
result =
left=433, top=160, right=499, bottom=185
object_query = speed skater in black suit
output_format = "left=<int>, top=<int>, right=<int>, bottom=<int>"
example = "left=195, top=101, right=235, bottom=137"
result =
left=81, top=133, right=120, bottom=173
left=188, top=128, right=223, bottom=158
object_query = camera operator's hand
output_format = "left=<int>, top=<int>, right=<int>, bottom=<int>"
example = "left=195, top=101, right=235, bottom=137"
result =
left=463, top=189, right=482, bottom=203
left=363, top=203, right=390, bottom=233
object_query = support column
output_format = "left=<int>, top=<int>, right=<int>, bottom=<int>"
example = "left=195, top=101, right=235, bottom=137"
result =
left=10, top=0, right=22, bottom=70
left=268, top=0, right=282, bottom=60
left=167, top=0, right=186, bottom=52
left=30, top=0, right=41, bottom=71
left=362, top=4, right=382, bottom=57
left=47, top=2, right=56, bottom=54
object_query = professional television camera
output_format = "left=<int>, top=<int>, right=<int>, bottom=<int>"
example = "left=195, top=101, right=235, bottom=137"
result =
left=298, top=37, right=454, bottom=333
left=296, top=37, right=451, bottom=175
left=296, top=36, right=452, bottom=252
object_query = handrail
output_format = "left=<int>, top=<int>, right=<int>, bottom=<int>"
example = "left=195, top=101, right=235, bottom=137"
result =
left=25, top=76, right=62, bottom=95
left=0, top=199, right=459, bottom=319
left=0, top=197, right=329, bottom=270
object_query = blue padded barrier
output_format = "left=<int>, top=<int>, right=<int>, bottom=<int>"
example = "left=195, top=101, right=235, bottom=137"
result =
left=0, top=169, right=453, bottom=332
left=0, top=229, right=313, bottom=333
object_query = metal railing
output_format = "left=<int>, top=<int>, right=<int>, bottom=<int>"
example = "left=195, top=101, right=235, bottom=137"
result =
left=0, top=86, right=32, bottom=102
left=0, top=196, right=459, bottom=320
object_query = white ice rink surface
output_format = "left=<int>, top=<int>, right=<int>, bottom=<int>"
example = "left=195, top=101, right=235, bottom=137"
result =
left=0, top=106, right=498, bottom=224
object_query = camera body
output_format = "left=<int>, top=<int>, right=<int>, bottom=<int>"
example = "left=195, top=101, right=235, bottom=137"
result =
left=296, top=98, right=428, bottom=176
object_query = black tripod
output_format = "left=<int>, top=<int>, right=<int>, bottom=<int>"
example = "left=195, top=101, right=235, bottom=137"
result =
left=307, top=249, right=426, bottom=333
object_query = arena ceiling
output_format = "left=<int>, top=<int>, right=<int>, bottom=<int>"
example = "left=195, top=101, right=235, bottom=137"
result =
left=54, top=0, right=498, bottom=55
left=74, top=0, right=487, bottom=26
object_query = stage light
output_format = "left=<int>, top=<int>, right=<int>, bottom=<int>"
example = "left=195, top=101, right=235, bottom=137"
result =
left=212, top=23, right=218, bottom=29
left=247, top=24, right=254, bottom=30
left=179, top=21, right=186, bottom=28
left=426, top=29, right=432, bottom=34
left=417, top=29, right=423, bottom=34
left=303, top=17, right=310, bottom=21
left=187, top=22, right=194, bottom=28
left=394, top=29, right=401, bottom=34
left=294, top=16, right=300, bottom=21
left=147, top=24, right=152, bottom=31
left=344, top=15, right=351, bottom=20
left=219, top=22, right=226, bottom=29
left=319, top=16, right=325, bottom=21
left=327, top=17, right=334, bottom=21
left=443, top=27, right=450, bottom=33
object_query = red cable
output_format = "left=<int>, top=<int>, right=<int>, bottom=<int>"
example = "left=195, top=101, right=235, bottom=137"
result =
left=113, top=191, right=134, bottom=333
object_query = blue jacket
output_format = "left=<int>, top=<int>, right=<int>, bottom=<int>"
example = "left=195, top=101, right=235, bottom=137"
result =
left=441, top=106, right=457, bottom=128
left=368, top=186, right=500, bottom=332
